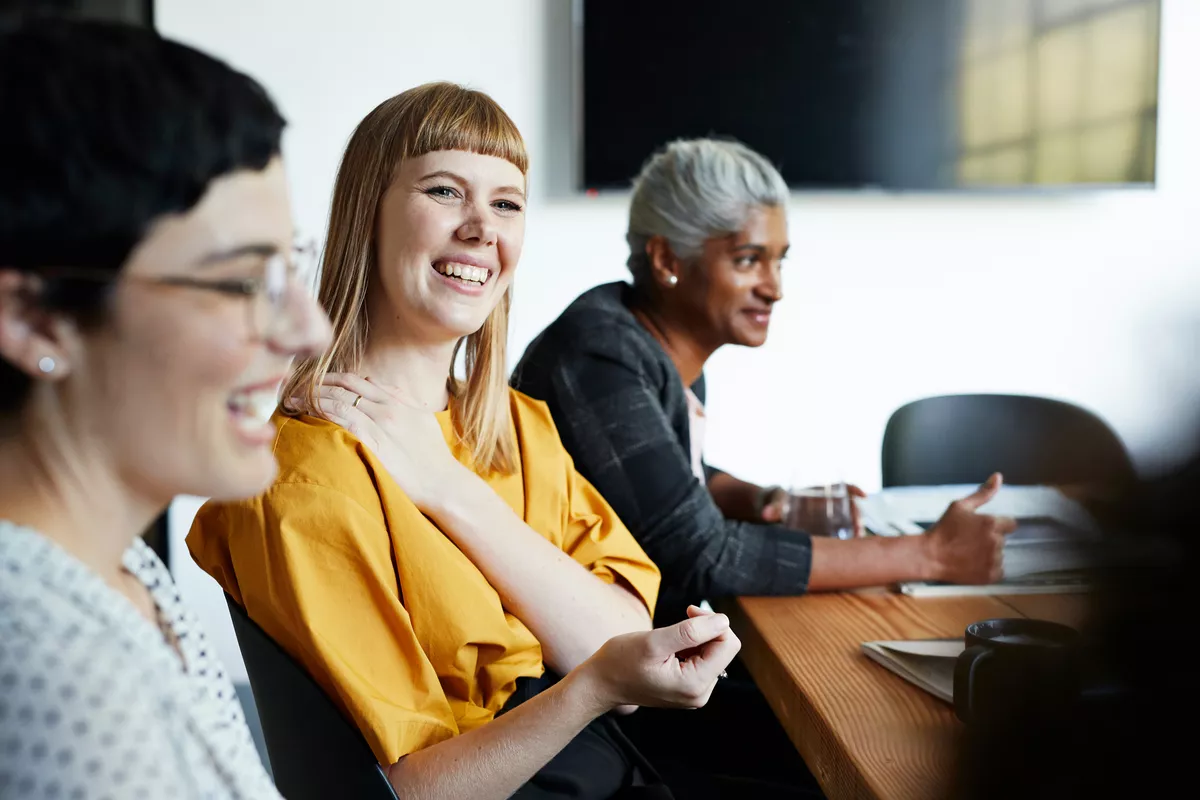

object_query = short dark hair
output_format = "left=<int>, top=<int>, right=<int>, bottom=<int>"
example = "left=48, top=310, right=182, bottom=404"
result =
left=0, top=18, right=286, bottom=414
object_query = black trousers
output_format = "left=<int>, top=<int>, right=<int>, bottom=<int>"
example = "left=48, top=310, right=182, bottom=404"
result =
left=501, top=673, right=674, bottom=799
left=613, top=657, right=826, bottom=799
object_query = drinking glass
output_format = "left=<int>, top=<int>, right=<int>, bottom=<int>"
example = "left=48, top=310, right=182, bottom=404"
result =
left=783, top=482, right=856, bottom=540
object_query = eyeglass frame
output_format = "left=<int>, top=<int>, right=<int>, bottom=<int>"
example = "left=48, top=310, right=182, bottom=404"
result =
left=30, top=241, right=320, bottom=340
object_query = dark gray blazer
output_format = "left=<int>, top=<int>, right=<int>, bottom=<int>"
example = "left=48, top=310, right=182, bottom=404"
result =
left=512, top=282, right=812, bottom=626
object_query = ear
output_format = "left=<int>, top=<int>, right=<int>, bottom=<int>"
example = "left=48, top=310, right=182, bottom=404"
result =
left=0, top=269, right=75, bottom=382
left=645, top=236, right=683, bottom=289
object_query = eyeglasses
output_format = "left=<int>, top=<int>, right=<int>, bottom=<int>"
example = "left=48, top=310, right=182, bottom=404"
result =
left=37, top=242, right=320, bottom=340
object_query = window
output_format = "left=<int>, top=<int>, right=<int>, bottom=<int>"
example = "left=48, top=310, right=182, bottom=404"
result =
left=955, top=0, right=1159, bottom=186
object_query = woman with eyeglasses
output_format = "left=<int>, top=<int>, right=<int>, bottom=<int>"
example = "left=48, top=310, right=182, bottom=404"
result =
left=0, top=20, right=330, bottom=799
left=187, top=83, right=739, bottom=799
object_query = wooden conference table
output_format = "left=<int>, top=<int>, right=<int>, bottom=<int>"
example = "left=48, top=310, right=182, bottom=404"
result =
left=725, top=589, right=1090, bottom=800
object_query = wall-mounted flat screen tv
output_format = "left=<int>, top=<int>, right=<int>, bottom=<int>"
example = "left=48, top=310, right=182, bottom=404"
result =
left=581, top=0, right=1161, bottom=190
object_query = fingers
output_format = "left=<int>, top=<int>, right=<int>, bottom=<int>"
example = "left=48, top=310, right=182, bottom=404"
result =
left=306, top=385, right=378, bottom=423
left=954, top=472, right=1003, bottom=512
left=322, top=372, right=390, bottom=404
left=760, top=502, right=783, bottom=523
left=650, top=612, right=731, bottom=658
left=993, top=514, right=1019, bottom=535
left=847, top=484, right=868, bottom=498
left=678, top=627, right=741, bottom=684
left=684, top=605, right=733, bottom=640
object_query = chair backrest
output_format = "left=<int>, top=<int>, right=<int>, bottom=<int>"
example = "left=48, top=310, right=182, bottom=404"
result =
left=225, top=595, right=399, bottom=800
left=881, top=394, right=1135, bottom=489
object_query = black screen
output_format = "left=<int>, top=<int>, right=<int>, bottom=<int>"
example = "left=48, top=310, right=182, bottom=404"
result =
left=582, top=0, right=1160, bottom=190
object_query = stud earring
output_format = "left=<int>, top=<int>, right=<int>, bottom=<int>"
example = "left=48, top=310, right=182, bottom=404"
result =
left=666, top=275, right=678, bottom=286
left=37, top=356, right=56, bottom=374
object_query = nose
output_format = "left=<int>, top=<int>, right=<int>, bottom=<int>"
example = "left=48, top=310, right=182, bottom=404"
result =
left=758, top=260, right=783, bottom=303
left=455, top=198, right=498, bottom=247
left=266, top=279, right=332, bottom=359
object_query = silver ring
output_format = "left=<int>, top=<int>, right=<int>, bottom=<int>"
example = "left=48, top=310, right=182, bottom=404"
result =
left=718, top=670, right=728, bottom=680
left=352, top=394, right=363, bottom=409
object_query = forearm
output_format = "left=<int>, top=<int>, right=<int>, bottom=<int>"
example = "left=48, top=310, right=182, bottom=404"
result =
left=432, top=483, right=652, bottom=673
left=386, top=670, right=603, bottom=799
left=806, top=534, right=939, bottom=591
left=706, top=469, right=765, bottom=523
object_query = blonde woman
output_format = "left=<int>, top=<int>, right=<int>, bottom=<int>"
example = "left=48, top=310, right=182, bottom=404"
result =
left=187, top=83, right=737, bottom=799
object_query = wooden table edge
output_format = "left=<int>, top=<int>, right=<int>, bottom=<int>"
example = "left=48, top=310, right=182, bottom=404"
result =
left=725, top=598, right=880, bottom=800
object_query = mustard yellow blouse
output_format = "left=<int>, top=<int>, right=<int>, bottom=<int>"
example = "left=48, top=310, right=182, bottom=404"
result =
left=187, top=390, right=660, bottom=765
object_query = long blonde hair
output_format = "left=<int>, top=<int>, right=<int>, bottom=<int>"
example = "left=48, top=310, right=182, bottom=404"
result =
left=283, top=82, right=527, bottom=475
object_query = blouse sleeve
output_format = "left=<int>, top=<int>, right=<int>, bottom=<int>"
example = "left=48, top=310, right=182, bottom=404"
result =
left=559, top=455, right=661, bottom=617
left=188, top=483, right=458, bottom=766
left=512, top=392, right=662, bottom=617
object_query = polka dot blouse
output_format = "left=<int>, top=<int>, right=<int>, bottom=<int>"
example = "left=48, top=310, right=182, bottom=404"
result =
left=0, top=521, right=280, bottom=799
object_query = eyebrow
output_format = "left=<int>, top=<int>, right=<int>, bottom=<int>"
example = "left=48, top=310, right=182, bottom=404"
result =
left=731, top=243, right=790, bottom=255
left=419, top=169, right=526, bottom=200
left=196, top=243, right=280, bottom=266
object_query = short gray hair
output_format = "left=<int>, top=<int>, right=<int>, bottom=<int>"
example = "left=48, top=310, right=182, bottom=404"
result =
left=626, top=138, right=788, bottom=284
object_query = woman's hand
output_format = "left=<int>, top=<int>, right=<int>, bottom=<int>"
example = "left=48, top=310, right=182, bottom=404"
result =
left=304, top=372, right=471, bottom=513
left=922, top=473, right=1018, bottom=584
left=572, top=605, right=740, bottom=717
left=763, top=483, right=868, bottom=536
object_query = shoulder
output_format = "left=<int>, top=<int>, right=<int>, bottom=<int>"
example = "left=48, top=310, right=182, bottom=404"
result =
left=199, top=413, right=384, bottom=521
left=271, top=411, right=374, bottom=485
left=188, top=414, right=389, bottom=578
left=515, top=282, right=668, bottom=377
left=507, top=389, right=566, bottom=453
left=518, top=283, right=667, bottom=364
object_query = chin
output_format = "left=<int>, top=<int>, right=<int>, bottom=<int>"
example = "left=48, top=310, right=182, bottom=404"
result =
left=431, top=311, right=491, bottom=341
left=202, top=451, right=279, bottom=502
left=734, top=331, right=770, bottom=348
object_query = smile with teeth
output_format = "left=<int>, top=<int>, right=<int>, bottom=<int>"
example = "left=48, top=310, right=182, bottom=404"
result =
left=433, top=261, right=490, bottom=285
left=227, top=389, right=279, bottom=438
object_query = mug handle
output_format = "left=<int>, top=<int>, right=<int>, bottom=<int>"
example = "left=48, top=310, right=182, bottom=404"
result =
left=954, top=645, right=994, bottom=724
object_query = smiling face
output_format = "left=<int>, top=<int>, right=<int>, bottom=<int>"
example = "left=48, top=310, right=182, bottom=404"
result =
left=672, top=205, right=789, bottom=349
left=3, top=158, right=333, bottom=503
left=369, top=149, right=526, bottom=346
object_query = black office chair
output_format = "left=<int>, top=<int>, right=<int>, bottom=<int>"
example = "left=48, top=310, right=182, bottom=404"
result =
left=881, top=394, right=1135, bottom=489
left=225, top=595, right=399, bottom=800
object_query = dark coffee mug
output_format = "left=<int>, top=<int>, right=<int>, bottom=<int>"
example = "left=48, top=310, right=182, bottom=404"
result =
left=954, top=618, right=1079, bottom=725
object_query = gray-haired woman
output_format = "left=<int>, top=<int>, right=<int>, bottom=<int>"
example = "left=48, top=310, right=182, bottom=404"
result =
left=512, top=139, right=1016, bottom=793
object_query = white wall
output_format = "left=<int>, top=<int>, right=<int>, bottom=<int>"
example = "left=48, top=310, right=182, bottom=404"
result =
left=158, top=0, right=1200, bottom=683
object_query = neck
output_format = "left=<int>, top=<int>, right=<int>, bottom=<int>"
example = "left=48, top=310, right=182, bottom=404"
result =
left=0, top=408, right=161, bottom=585
left=359, top=335, right=457, bottom=411
left=631, top=292, right=718, bottom=387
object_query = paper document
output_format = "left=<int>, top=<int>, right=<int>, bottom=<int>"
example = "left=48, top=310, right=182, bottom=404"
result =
left=897, top=573, right=1094, bottom=598
left=860, top=638, right=964, bottom=703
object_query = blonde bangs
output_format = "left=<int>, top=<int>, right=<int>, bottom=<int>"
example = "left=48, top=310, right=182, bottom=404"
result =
left=398, top=82, right=528, bottom=176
